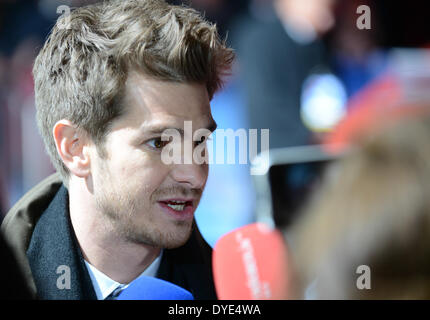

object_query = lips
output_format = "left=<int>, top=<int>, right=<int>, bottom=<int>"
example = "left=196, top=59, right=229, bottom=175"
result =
left=157, top=199, right=195, bottom=220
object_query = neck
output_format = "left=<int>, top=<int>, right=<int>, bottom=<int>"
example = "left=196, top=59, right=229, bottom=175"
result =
left=68, top=176, right=161, bottom=284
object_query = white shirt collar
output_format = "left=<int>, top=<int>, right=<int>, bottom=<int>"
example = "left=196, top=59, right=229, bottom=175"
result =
left=84, top=250, right=163, bottom=300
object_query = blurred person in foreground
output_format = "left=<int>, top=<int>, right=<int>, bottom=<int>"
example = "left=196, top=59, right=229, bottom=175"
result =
left=1, top=0, right=234, bottom=300
left=291, top=108, right=430, bottom=299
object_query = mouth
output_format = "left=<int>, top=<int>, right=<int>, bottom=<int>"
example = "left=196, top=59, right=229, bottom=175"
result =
left=157, top=199, right=195, bottom=220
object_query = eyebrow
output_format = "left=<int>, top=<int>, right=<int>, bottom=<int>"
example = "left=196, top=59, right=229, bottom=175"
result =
left=143, top=120, right=218, bottom=136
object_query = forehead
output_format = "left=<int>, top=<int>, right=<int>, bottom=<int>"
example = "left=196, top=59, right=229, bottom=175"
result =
left=120, top=71, right=213, bottom=130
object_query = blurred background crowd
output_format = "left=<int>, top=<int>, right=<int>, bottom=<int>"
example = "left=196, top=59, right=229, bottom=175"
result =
left=0, top=0, right=429, bottom=250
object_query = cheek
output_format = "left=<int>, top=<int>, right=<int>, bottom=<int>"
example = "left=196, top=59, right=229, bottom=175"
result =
left=110, top=151, right=171, bottom=194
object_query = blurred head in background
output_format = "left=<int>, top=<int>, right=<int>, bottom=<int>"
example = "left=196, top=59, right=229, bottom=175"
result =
left=291, top=107, right=430, bottom=299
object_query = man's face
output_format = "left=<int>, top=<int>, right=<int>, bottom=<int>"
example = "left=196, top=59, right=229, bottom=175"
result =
left=89, top=72, right=215, bottom=249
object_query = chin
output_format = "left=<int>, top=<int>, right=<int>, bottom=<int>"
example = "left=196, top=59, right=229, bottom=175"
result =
left=129, top=221, right=194, bottom=249
left=161, top=238, right=189, bottom=249
left=160, top=226, right=194, bottom=249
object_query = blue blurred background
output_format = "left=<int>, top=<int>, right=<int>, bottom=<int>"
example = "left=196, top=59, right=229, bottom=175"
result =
left=0, top=0, right=429, bottom=247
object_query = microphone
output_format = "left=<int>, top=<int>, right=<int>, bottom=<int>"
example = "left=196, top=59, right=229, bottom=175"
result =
left=116, top=276, right=194, bottom=300
left=212, top=223, right=291, bottom=300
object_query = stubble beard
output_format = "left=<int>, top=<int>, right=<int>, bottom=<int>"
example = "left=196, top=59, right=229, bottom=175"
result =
left=94, top=176, right=198, bottom=249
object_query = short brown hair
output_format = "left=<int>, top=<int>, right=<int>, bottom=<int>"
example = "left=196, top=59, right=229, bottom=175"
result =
left=33, top=0, right=234, bottom=181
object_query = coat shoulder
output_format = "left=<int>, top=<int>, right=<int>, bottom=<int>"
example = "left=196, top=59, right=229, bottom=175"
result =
left=0, top=173, right=63, bottom=298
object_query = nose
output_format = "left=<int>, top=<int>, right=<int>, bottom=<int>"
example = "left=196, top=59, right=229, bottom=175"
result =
left=170, top=163, right=208, bottom=190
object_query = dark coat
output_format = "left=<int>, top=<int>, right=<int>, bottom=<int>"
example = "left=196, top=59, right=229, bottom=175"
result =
left=1, top=173, right=216, bottom=300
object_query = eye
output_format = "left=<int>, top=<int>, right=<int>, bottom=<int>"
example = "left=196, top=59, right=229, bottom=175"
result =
left=146, top=137, right=170, bottom=150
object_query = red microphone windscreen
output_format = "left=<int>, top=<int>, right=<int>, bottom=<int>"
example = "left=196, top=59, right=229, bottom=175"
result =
left=213, top=223, right=290, bottom=300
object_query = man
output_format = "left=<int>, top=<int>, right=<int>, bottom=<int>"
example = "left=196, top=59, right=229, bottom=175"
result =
left=1, top=0, right=234, bottom=300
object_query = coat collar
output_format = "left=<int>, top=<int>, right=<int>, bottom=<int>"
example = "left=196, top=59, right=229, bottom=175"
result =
left=26, top=185, right=97, bottom=300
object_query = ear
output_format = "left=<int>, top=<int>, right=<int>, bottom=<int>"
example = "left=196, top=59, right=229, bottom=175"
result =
left=53, top=120, right=91, bottom=178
